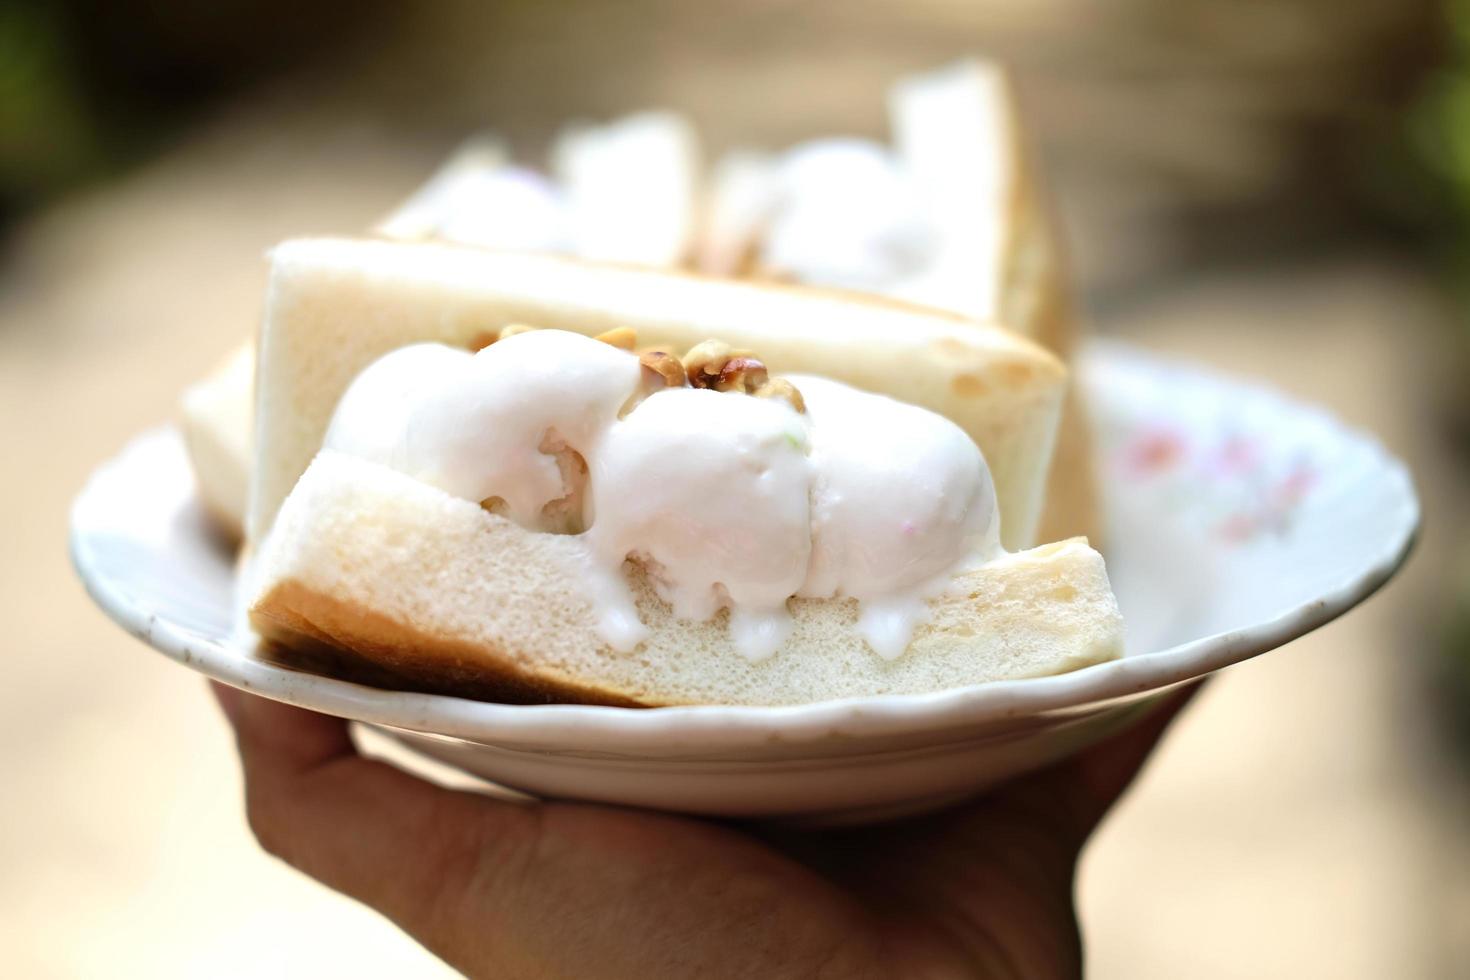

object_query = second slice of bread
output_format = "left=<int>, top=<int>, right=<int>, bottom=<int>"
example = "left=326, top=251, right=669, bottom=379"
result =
left=248, top=238, right=1067, bottom=552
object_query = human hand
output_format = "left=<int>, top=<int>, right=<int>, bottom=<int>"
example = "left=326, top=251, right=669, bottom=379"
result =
left=212, top=682, right=1198, bottom=979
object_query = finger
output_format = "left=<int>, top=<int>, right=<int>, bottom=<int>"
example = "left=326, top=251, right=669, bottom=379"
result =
left=211, top=681, right=354, bottom=769
left=1035, top=680, right=1206, bottom=844
left=1070, top=681, right=1205, bottom=816
left=210, top=683, right=539, bottom=958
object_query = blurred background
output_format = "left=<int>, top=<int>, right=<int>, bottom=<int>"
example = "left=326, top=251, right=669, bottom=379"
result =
left=6, top=0, right=1470, bottom=975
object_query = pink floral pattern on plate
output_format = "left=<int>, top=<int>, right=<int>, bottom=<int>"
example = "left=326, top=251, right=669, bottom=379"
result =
left=1097, top=387, right=1320, bottom=546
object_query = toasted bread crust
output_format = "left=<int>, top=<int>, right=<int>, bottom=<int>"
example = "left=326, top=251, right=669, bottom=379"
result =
left=250, top=447, right=1124, bottom=708
left=252, top=578, right=647, bottom=707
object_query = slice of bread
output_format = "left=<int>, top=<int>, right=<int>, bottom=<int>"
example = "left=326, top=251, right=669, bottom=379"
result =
left=180, top=341, right=255, bottom=538
left=890, top=60, right=1100, bottom=546
left=250, top=451, right=1122, bottom=707
left=247, top=238, right=1067, bottom=552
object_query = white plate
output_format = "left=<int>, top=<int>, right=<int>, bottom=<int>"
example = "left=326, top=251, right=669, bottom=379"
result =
left=70, top=341, right=1418, bottom=821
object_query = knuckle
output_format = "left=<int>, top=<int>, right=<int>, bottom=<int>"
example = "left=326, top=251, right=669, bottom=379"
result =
left=243, top=784, right=291, bottom=860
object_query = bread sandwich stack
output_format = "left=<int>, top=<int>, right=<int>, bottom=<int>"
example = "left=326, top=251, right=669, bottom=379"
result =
left=181, top=60, right=1122, bottom=707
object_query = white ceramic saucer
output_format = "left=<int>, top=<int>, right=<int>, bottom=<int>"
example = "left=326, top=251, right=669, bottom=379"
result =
left=70, top=341, right=1418, bottom=821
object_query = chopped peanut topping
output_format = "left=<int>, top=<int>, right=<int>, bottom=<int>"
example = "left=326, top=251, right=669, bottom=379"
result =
left=638, top=349, right=687, bottom=390
left=753, top=377, right=806, bottom=414
left=681, top=340, right=736, bottom=387
left=714, top=356, right=769, bottom=394
left=497, top=324, right=539, bottom=341
left=677, top=339, right=803, bottom=410
left=477, top=328, right=803, bottom=414
left=594, top=326, right=638, bottom=350
left=469, top=324, right=539, bottom=350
